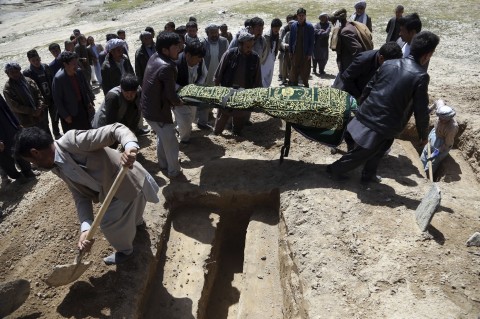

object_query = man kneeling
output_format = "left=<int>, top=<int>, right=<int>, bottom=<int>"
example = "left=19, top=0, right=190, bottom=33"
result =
left=14, top=123, right=159, bottom=265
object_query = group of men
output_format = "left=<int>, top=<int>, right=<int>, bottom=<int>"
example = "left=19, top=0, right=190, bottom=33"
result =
left=1, top=2, right=459, bottom=294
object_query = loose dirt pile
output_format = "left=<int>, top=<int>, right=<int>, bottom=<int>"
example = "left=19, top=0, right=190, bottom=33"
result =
left=0, top=0, right=479, bottom=318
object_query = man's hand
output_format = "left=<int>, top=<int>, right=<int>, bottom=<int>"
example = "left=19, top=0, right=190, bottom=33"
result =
left=0, top=141, right=4, bottom=152
left=121, top=147, right=138, bottom=169
left=78, top=230, right=95, bottom=252
left=65, top=115, right=73, bottom=124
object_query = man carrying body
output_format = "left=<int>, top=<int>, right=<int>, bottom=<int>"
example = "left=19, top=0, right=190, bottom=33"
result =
left=14, top=123, right=159, bottom=265
left=141, top=32, right=185, bottom=179
left=341, top=42, right=402, bottom=100
left=213, top=32, right=262, bottom=136
left=288, top=8, right=315, bottom=87
left=198, top=23, right=229, bottom=130
left=327, top=31, right=440, bottom=183
left=23, top=49, right=61, bottom=138
left=174, top=41, right=207, bottom=143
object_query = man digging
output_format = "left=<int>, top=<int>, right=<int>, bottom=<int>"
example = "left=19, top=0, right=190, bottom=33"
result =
left=14, top=123, right=159, bottom=265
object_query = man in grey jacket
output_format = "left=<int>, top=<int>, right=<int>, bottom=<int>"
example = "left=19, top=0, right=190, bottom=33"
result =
left=14, top=123, right=159, bottom=265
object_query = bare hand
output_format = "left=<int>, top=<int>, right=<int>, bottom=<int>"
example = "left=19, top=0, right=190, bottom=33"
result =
left=121, top=147, right=138, bottom=168
left=0, top=141, right=4, bottom=152
left=78, top=230, right=95, bottom=252
left=65, top=115, right=73, bottom=124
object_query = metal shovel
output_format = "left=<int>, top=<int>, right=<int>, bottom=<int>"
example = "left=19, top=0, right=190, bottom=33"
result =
left=44, top=166, right=129, bottom=287
left=415, top=141, right=441, bottom=231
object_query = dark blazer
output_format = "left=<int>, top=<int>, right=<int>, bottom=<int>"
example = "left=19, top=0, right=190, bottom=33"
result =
left=101, top=54, right=135, bottom=95
left=341, top=49, right=379, bottom=99
left=23, top=63, right=54, bottom=104
left=385, top=17, right=400, bottom=42
left=0, top=93, right=20, bottom=149
left=337, top=22, right=365, bottom=73
left=135, top=43, right=155, bottom=86
left=52, top=68, right=95, bottom=120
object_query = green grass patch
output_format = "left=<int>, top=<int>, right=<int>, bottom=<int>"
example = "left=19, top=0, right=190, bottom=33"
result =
left=105, top=0, right=150, bottom=11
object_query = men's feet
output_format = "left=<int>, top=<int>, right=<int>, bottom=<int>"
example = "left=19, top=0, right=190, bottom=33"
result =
left=135, top=128, right=150, bottom=136
left=360, top=175, right=382, bottom=184
left=197, top=123, right=213, bottom=130
left=168, top=171, right=190, bottom=182
left=326, top=165, right=349, bottom=181
left=319, top=70, right=326, bottom=75
left=103, top=252, right=134, bottom=265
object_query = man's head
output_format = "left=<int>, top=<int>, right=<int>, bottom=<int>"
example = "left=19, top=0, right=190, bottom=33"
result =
left=186, top=21, right=198, bottom=38
left=106, top=39, right=126, bottom=62
left=174, top=26, right=187, bottom=52
left=354, top=1, right=367, bottom=16
left=377, top=42, right=403, bottom=65
left=117, top=29, right=126, bottom=40
left=296, top=8, right=307, bottom=24
left=140, top=31, right=154, bottom=46
left=205, top=23, right=220, bottom=42
left=48, top=43, right=61, bottom=58
left=270, top=18, right=282, bottom=35
left=319, top=13, right=329, bottom=23
left=164, top=21, right=176, bottom=32
left=435, top=101, right=456, bottom=123
left=73, top=29, right=81, bottom=37
left=237, top=32, right=255, bottom=55
left=27, top=49, right=42, bottom=68
left=244, top=19, right=252, bottom=28
left=410, top=31, right=439, bottom=65
left=184, top=41, right=206, bottom=67
left=395, top=5, right=404, bottom=19
left=77, top=34, right=87, bottom=46
left=120, top=74, right=140, bottom=102
left=398, top=13, right=422, bottom=44
left=220, top=23, right=228, bottom=34
left=59, top=51, right=79, bottom=74
left=14, top=127, right=55, bottom=169
left=330, top=8, right=347, bottom=24
left=189, top=16, right=197, bottom=23
left=156, top=31, right=181, bottom=60
left=145, top=26, right=155, bottom=38
left=87, top=36, right=95, bottom=46
left=286, top=14, right=295, bottom=23
left=106, top=33, right=118, bottom=41
left=249, top=17, right=264, bottom=37
left=64, top=40, right=74, bottom=52
left=4, top=62, right=22, bottom=81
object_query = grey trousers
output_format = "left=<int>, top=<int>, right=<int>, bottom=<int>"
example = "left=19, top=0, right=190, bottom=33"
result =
left=146, top=120, right=181, bottom=177
left=101, top=192, right=146, bottom=255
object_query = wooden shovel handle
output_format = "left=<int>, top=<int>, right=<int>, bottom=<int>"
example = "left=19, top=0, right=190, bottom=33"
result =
left=85, top=166, right=129, bottom=241
left=427, top=141, right=434, bottom=183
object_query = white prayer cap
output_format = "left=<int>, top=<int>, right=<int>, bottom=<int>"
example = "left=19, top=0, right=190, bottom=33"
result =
left=139, top=31, right=152, bottom=40
left=319, top=12, right=328, bottom=18
left=436, top=103, right=456, bottom=119
left=205, top=23, right=219, bottom=33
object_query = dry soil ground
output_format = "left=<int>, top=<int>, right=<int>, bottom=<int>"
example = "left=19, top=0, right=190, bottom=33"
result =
left=0, top=0, right=479, bottom=318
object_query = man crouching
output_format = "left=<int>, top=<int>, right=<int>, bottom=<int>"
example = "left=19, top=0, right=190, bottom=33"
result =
left=14, top=123, right=159, bottom=265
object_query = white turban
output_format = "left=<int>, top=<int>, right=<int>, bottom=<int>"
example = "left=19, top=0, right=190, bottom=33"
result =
left=139, top=31, right=152, bottom=40
left=105, top=39, right=126, bottom=52
left=436, top=104, right=456, bottom=119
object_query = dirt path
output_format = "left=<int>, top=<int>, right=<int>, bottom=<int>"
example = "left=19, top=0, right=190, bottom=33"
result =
left=0, top=0, right=479, bottom=318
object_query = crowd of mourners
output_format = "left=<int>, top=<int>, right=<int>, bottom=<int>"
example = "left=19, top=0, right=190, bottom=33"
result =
left=0, top=3, right=463, bottom=312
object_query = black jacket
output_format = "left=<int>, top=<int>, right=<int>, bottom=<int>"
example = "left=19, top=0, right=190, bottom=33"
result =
left=356, top=56, right=430, bottom=140
left=175, top=52, right=204, bottom=87
left=101, top=54, right=135, bottom=95
left=135, top=43, right=155, bottom=86
left=341, top=49, right=379, bottom=99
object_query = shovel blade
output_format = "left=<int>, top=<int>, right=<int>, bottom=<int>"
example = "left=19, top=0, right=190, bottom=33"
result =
left=415, top=183, right=441, bottom=232
left=44, top=261, right=92, bottom=287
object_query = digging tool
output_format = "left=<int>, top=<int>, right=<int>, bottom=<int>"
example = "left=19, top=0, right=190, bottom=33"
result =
left=415, top=141, right=441, bottom=231
left=44, top=166, right=129, bottom=287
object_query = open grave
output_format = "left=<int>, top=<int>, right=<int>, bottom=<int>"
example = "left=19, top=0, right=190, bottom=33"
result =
left=140, top=190, right=294, bottom=319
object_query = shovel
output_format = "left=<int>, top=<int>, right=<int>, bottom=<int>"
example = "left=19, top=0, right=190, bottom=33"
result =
left=44, top=166, right=129, bottom=287
left=415, top=141, right=441, bottom=231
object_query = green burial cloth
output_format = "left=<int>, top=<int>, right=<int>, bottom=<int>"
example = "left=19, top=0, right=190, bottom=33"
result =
left=178, top=84, right=355, bottom=130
